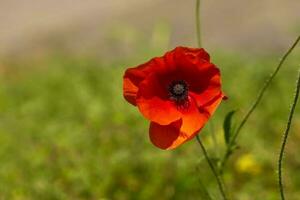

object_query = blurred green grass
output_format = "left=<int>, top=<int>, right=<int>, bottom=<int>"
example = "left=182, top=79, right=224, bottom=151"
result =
left=0, top=45, right=299, bottom=200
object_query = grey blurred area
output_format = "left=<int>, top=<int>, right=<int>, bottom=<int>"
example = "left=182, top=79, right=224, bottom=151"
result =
left=0, top=0, right=299, bottom=59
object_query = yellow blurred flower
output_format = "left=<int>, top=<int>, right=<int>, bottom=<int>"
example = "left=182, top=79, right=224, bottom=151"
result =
left=235, top=154, right=261, bottom=175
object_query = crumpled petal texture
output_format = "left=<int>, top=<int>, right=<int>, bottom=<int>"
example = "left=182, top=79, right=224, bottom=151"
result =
left=123, top=46, right=225, bottom=149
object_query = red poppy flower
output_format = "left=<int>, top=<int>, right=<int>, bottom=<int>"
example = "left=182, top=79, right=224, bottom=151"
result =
left=123, top=47, right=225, bottom=149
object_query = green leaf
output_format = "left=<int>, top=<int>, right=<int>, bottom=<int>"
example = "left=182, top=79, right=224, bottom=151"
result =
left=223, top=110, right=236, bottom=146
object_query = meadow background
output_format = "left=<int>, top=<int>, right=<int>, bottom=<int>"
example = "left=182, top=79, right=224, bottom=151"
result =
left=0, top=0, right=300, bottom=199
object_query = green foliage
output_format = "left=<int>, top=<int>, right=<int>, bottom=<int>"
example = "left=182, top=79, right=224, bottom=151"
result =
left=0, top=48, right=299, bottom=199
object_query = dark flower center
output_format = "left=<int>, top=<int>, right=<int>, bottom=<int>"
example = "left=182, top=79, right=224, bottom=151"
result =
left=169, top=80, right=188, bottom=102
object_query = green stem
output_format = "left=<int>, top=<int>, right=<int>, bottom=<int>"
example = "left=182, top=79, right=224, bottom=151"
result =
left=194, top=0, right=227, bottom=198
left=220, top=35, right=300, bottom=171
left=278, top=69, right=300, bottom=200
left=196, top=135, right=228, bottom=200
left=195, top=0, right=202, bottom=47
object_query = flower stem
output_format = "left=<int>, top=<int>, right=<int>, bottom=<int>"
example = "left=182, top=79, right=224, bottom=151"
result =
left=278, top=69, right=300, bottom=200
left=219, top=35, right=300, bottom=172
left=194, top=0, right=227, bottom=198
left=196, top=135, right=228, bottom=200
left=195, top=0, right=202, bottom=47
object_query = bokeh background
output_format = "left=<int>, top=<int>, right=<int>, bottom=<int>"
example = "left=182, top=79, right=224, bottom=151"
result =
left=0, top=0, right=299, bottom=199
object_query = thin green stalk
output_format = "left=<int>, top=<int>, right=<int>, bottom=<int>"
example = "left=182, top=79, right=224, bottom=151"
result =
left=195, top=0, right=201, bottom=47
left=194, top=0, right=227, bottom=198
left=196, top=135, right=228, bottom=200
left=278, top=69, right=300, bottom=200
left=220, top=35, right=300, bottom=171
left=196, top=0, right=220, bottom=170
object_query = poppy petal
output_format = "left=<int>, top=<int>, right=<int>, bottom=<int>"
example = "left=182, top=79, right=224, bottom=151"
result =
left=123, top=57, right=166, bottom=106
left=149, top=97, right=209, bottom=149
left=175, top=47, right=210, bottom=63
left=202, top=92, right=225, bottom=115
left=188, top=65, right=222, bottom=107
left=123, top=77, right=139, bottom=105
left=136, top=74, right=182, bottom=125
left=179, top=97, right=209, bottom=137
left=149, top=120, right=182, bottom=149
